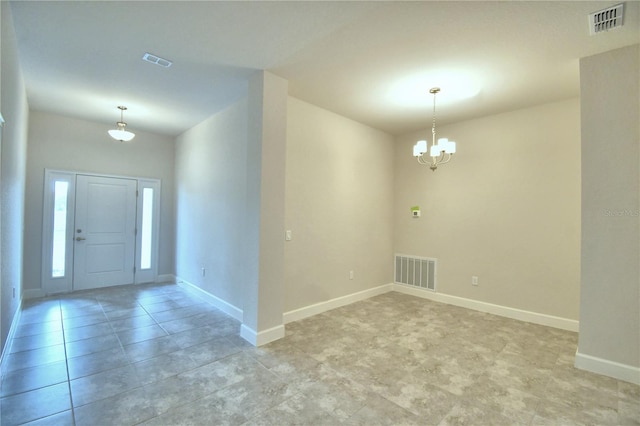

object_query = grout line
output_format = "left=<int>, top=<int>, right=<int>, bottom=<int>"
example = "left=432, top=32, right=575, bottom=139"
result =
left=58, top=300, right=78, bottom=426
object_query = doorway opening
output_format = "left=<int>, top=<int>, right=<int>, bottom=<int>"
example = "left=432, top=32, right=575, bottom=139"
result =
left=42, top=170, right=161, bottom=294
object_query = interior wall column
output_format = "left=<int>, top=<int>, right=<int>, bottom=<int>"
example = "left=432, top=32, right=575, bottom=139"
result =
left=577, top=44, right=640, bottom=384
left=241, top=70, right=288, bottom=346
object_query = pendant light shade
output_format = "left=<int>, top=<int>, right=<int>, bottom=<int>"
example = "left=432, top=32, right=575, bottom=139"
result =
left=108, top=106, right=135, bottom=142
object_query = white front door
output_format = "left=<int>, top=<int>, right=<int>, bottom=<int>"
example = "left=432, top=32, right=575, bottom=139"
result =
left=73, top=175, right=137, bottom=290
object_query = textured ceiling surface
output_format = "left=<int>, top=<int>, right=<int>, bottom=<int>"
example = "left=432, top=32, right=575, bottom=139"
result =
left=9, top=1, right=640, bottom=136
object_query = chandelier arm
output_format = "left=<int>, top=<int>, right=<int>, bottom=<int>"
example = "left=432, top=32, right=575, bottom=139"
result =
left=438, top=154, right=453, bottom=165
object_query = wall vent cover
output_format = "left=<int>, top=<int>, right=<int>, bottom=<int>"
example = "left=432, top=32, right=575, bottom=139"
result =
left=589, top=3, right=624, bottom=35
left=394, top=254, right=436, bottom=291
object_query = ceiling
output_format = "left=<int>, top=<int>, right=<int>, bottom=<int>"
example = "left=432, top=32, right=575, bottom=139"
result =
left=8, top=1, right=640, bottom=137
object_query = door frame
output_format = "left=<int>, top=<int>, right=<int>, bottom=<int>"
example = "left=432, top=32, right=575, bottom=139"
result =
left=41, top=169, right=162, bottom=294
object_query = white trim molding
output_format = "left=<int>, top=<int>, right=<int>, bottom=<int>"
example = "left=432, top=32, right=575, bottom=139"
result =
left=394, top=283, right=579, bottom=332
left=177, top=278, right=243, bottom=321
left=156, top=274, right=176, bottom=284
left=23, top=289, right=46, bottom=300
left=0, top=300, right=22, bottom=376
left=240, top=324, right=286, bottom=347
left=575, top=350, right=640, bottom=385
left=283, top=283, right=394, bottom=324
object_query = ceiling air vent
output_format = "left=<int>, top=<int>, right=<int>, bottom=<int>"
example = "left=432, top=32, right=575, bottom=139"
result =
left=142, top=52, right=172, bottom=68
left=589, top=3, right=624, bottom=35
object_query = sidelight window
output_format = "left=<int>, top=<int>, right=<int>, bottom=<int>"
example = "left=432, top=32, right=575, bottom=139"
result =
left=140, top=188, right=154, bottom=270
left=51, top=181, right=69, bottom=277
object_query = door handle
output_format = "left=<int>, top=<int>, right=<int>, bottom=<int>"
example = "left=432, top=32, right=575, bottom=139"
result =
left=75, top=237, right=86, bottom=241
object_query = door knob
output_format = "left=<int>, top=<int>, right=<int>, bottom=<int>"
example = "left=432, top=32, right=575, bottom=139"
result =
left=75, top=237, right=86, bottom=241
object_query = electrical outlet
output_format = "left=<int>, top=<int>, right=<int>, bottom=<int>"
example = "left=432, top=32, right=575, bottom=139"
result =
left=349, top=270, right=354, bottom=280
left=472, top=276, right=479, bottom=286
left=201, top=267, right=206, bottom=277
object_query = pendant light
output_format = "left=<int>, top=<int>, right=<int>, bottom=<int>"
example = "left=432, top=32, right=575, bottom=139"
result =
left=108, top=106, right=135, bottom=142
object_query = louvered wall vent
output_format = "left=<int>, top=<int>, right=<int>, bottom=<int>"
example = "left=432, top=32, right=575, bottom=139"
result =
left=589, top=3, right=624, bottom=35
left=395, top=254, right=436, bottom=291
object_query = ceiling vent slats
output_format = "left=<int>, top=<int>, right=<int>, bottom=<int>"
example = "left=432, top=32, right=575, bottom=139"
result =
left=142, top=52, right=172, bottom=68
left=589, top=3, right=624, bottom=35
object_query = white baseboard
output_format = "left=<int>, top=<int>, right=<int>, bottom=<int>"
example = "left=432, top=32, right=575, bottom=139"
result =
left=283, top=283, right=394, bottom=324
left=393, top=283, right=579, bottom=332
left=23, top=289, right=45, bottom=300
left=176, top=278, right=243, bottom=322
left=0, top=299, right=22, bottom=375
left=575, top=350, right=640, bottom=385
left=240, top=323, right=286, bottom=347
left=156, top=274, right=176, bottom=284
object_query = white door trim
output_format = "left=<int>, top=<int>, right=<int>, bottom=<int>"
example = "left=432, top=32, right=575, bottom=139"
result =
left=41, top=169, right=161, bottom=294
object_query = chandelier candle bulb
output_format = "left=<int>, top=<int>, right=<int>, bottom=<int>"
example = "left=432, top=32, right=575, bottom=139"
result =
left=414, top=140, right=427, bottom=157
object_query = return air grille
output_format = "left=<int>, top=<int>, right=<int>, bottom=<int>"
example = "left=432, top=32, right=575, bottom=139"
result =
left=589, top=3, right=624, bottom=35
left=394, top=254, right=436, bottom=291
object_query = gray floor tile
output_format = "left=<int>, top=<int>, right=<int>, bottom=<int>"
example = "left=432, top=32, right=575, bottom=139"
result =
left=70, top=364, right=142, bottom=407
left=123, top=334, right=183, bottom=363
left=149, top=303, right=209, bottom=323
left=62, top=311, right=109, bottom=329
left=64, top=333, right=121, bottom=358
left=61, top=304, right=105, bottom=320
left=0, top=360, right=68, bottom=397
left=243, top=393, right=343, bottom=426
left=21, top=410, right=74, bottom=426
left=2, top=344, right=66, bottom=373
left=105, top=306, right=149, bottom=321
left=63, top=321, right=114, bottom=343
left=74, top=387, right=158, bottom=426
left=133, top=350, right=199, bottom=385
left=139, top=299, right=182, bottom=313
left=116, top=323, right=168, bottom=345
left=180, top=336, right=243, bottom=368
left=3, top=283, right=638, bottom=426
left=0, top=382, right=71, bottom=425
left=67, top=346, right=130, bottom=380
left=141, top=389, right=248, bottom=426
left=109, top=313, right=157, bottom=332
left=9, top=330, right=65, bottom=353
left=14, top=319, right=62, bottom=338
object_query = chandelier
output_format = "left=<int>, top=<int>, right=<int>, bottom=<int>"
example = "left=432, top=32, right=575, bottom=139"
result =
left=412, top=88, right=456, bottom=171
left=108, top=106, right=135, bottom=142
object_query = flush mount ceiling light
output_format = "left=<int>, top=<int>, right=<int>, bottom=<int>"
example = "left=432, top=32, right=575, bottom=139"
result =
left=108, top=106, right=135, bottom=142
left=413, top=88, right=456, bottom=171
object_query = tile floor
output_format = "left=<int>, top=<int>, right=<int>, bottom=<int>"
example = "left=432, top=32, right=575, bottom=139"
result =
left=1, top=283, right=638, bottom=425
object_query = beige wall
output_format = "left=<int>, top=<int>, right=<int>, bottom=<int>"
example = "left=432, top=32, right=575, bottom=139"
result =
left=174, top=97, right=248, bottom=310
left=24, top=111, right=176, bottom=295
left=578, top=44, right=639, bottom=377
left=394, top=98, right=581, bottom=320
left=1, top=1, right=29, bottom=354
left=285, top=97, right=395, bottom=312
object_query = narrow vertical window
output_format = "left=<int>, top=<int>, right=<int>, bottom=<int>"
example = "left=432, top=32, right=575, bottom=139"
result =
left=140, top=188, right=153, bottom=270
left=52, top=181, right=69, bottom=278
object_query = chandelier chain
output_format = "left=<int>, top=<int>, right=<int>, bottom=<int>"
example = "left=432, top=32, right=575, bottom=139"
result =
left=432, top=90, right=437, bottom=143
